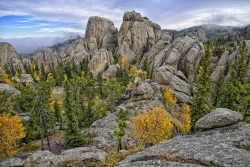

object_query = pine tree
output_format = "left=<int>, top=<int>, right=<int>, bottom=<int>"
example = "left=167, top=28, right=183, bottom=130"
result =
left=191, top=41, right=213, bottom=127
left=220, top=41, right=250, bottom=114
left=97, top=72, right=104, bottom=98
left=63, top=80, right=85, bottom=146
left=211, top=70, right=225, bottom=107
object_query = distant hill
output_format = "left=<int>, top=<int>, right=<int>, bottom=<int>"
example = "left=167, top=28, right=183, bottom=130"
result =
left=163, top=24, right=243, bottom=42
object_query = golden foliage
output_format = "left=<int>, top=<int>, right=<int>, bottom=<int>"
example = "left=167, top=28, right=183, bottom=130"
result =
left=64, top=74, right=68, bottom=80
left=50, top=100, right=63, bottom=112
left=33, top=71, right=40, bottom=81
left=132, top=107, right=173, bottom=145
left=182, top=103, right=191, bottom=133
left=46, top=73, right=54, bottom=81
left=129, top=66, right=137, bottom=76
left=0, top=114, right=26, bottom=158
left=2, top=70, right=18, bottom=88
left=80, top=70, right=85, bottom=76
left=164, top=88, right=177, bottom=104
left=127, top=82, right=133, bottom=88
left=121, top=57, right=129, bottom=68
left=14, top=72, right=19, bottom=77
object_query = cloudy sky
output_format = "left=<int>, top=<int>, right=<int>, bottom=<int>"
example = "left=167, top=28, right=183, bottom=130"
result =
left=0, top=0, right=249, bottom=53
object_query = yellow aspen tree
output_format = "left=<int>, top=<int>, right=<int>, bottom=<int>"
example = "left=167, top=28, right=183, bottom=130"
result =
left=132, top=107, right=173, bottom=145
left=14, top=71, right=19, bottom=77
left=121, top=57, right=129, bottom=68
left=164, top=88, right=177, bottom=104
left=182, top=103, right=191, bottom=133
left=136, top=55, right=141, bottom=63
left=127, top=82, right=133, bottom=88
left=129, top=65, right=137, bottom=76
left=0, top=114, right=26, bottom=158
left=33, top=71, right=40, bottom=81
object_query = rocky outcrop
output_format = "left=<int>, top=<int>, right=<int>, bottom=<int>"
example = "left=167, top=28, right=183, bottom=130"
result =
left=0, top=83, right=20, bottom=95
left=119, top=114, right=250, bottom=167
left=88, top=49, right=114, bottom=77
left=195, top=108, right=243, bottom=130
left=117, top=11, right=161, bottom=62
left=62, top=40, right=90, bottom=65
left=147, top=36, right=204, bottom=81
left=33, top=48, right=58, bottom=69
left=0, top=158, right=24, bottom=167
left=0, top=42, right=23, bottom=70
left=21, top=147, right=107, bottom=167
left=143, top=32, right=172, bottom=61
left=175, top=29, right=207, bottom=42
left=234, top=24, right=250, bottom=42
left=153, top=66, right=191, bottom=103
left=131, top=77, right=154, bottom=101
left=84, top=16, right=118, bottom=55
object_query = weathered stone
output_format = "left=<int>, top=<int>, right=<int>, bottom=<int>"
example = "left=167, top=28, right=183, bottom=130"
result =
left=88, top=49, right=114, bottom=77
left=148, top=36, right=204, bottom=81
left=132, top=82, right=154, bottom=101
left=195, top=108, right=243, bottom=130
left=0, top=83, right=20, bottom=95
left=0, top=158, right=24, bottom=167
left=19, top=74, right=34, bottom=84
left=88, top=113, right=119, bottom=146
left=11, top=76, right=21, bottom=83
left=51, top=147, right=107, bottom=166
left=102, top=65, right=117, bottom=79
left=117, top=160, right=203, bottom=167
left=28, top=150, right=56, bottom=167
left=153, top=66, right=191, bottom=103
left=119, top=122, right=250, bottom=167
left=33, top=48, right=58, bottom=69
left=84, top=16, right=118, bottom=54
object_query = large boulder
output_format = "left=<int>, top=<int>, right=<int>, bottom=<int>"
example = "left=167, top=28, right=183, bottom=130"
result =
left=195, top=108, right=243, bottom=130
left=0, top=158, right=24, bottom=167
left=119, top=122, right=250, bottom=167
left=84, top=16, right=118, bottom=54
left=131, top=78, right=154, bottom=101
left=19, top=74, right=34, bottom=84
left=87, top=113, right=119, bottom=146
left=234, top=24, right=250, bottom=41
left=0, top=83, right=20, bottom=95
left=33, top=48, right=58, bottom=69
left=0, top=42, right=23, bottom=70
left=102, top=65, right=117, bottom=79
left=147, top=36, right=204, bottom=81
left=153, top=66, right=191, bottom=103
left=117, top=11, right=161, bottom=62
left=88, top=49, right=114, bottom=77
left=26, top=150, right=56, bottom=167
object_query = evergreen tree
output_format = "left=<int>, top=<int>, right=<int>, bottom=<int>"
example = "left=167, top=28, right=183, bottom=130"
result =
left=211, top=70, right=225, bottom=107
left=220, top=41, right=250, bottom=114
left=191, top=41, right=213, bottom=127
left=97, top=72, right=104, bottom=98
left=63, top=80, right=85, bottom=146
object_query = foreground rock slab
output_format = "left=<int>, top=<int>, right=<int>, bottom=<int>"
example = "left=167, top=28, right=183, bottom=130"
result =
left=0, top=158, right=24, bottom=167
left=21, top=147, right=107, bottom=167
left=118, top=122, right=250, bottom=167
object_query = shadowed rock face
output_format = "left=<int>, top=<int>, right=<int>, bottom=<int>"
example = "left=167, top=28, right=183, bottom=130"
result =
left=118, top=122, right=250, bottom=167
left=146, top=36, right=204, bottom=81
left=0, top=42, right=23, bottom=70
left=84, top=16, right=118, bottom=55
left=117, top=11, right=161, bottom=62
left=33, top=48, right=58, bottom=69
